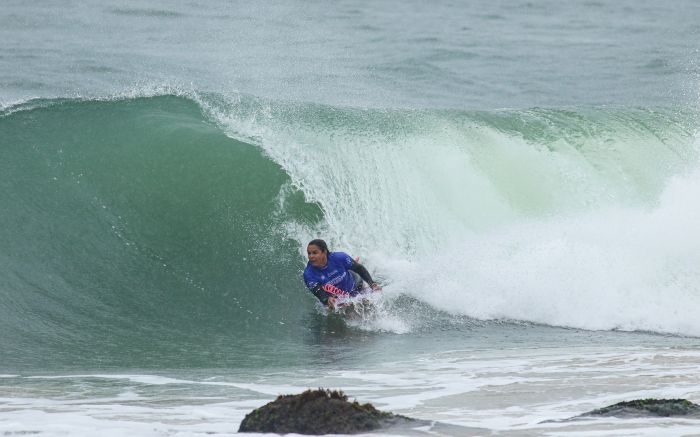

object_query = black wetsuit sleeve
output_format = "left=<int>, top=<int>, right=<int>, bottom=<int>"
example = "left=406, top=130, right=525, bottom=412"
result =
left=309, top=284, right=332, bottom=305
left=348, top=261, right=376, bottom=286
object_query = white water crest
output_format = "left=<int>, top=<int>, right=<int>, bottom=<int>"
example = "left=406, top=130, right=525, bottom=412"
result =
left=206, top=95, right=700, bottom=335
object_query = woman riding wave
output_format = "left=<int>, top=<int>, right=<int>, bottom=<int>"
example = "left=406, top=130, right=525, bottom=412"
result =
left=303, top=239, right=381, bottom=308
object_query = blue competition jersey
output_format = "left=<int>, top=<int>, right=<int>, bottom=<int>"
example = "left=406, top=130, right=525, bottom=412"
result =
left=303, top=252, right=357, bottom=294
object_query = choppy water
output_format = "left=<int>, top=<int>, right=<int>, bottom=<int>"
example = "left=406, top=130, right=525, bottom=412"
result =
left=2, top=1, right=700, bottom=436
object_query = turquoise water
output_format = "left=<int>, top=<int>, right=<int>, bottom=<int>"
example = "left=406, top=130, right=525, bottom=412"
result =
left=3, top=1, right=700, bottom=435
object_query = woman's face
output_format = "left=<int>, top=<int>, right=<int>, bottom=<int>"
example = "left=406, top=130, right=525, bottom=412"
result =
left=307, top=244, right=328, bottom=268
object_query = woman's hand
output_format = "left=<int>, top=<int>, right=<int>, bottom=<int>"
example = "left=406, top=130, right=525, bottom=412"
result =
left=327, top=297, right=337, bottom=309
left=370, top=283, right=382, bottom=291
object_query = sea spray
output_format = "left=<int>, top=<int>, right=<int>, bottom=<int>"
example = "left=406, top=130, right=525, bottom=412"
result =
left=203, top=94, right=700, bottom=335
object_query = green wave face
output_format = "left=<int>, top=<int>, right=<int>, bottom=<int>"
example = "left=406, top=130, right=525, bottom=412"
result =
left=0, top=95, right=321, bottom=370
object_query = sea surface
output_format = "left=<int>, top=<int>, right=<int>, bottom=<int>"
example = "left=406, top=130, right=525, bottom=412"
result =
left=3, top=1, right=700, bottom=435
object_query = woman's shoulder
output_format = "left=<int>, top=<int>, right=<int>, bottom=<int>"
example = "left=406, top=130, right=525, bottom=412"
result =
left=303, top=265, right=319, bottom=284
left=329, top=251, right=352, bottom=264
left=329, top=251, right=350, bottom=258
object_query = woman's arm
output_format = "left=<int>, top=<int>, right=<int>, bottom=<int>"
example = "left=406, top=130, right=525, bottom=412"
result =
left=349, top=261, right=381, bottom=290
left=309, top=284, right=331, bottom=305
left=309, top=282, right=350, bottom=305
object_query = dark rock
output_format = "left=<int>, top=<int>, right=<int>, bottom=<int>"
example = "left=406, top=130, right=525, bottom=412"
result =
left=238, top=388, right=415, bottom=434
left=581, top=398, right=700, bottom=418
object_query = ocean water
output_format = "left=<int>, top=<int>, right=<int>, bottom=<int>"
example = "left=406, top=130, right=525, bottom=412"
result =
left=3, top=0, right=700, bottom=435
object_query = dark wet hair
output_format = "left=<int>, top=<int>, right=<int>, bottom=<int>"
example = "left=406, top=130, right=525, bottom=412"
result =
left=308, top=239, right=329, bottom=254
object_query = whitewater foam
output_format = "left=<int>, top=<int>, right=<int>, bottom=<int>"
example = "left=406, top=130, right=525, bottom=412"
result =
left=5, top=345, right=700, bottom=437
left=200, top=94, right=700, bottom=336
left=398, top=164, right=700, bottom=335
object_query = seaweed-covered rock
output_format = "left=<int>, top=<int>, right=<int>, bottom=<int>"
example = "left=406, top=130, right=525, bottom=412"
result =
left=238, top=389, right=413, bottom=434
left=582, top=398, right=700, bottom=418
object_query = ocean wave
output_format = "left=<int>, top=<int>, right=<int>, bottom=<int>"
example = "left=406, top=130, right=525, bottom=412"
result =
left=1, top=92, right=699, bottom=371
